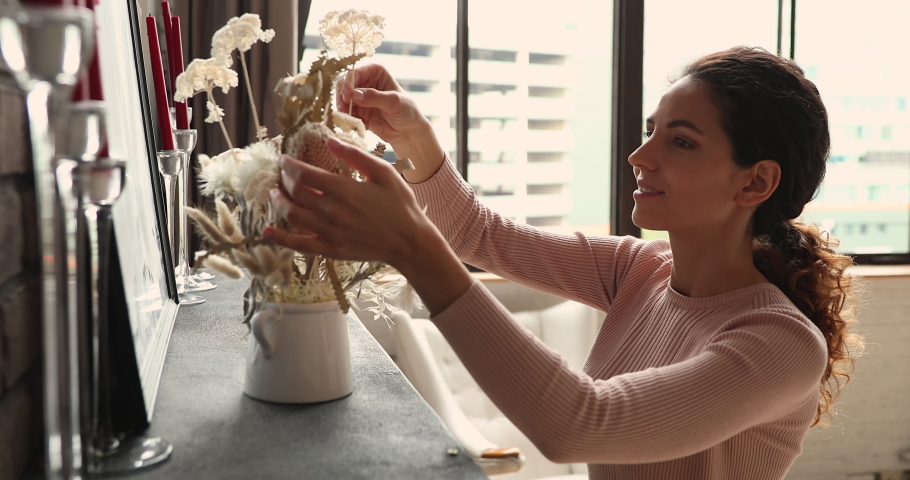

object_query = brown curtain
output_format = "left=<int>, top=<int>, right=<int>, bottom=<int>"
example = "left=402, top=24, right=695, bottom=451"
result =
left=175, top=0, right=298, bottom=151
left=171, top=0, right=299, bottom=257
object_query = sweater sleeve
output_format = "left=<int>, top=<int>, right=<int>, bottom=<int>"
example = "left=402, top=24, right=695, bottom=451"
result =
left=431, top=281, right=828, bottom=464
left=409, top=159, right=656, bottom=312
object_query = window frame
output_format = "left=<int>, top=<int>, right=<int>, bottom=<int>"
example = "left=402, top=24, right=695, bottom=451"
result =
left=300, top=0, right=910, bottom=265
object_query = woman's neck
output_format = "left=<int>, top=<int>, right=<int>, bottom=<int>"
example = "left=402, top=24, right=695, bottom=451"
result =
left=667, top=226, right=769, bottom=298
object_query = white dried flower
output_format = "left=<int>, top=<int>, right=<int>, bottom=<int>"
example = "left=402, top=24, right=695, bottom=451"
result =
left=394, top=157, right=415, bottom=173
left=274, top=74, right=315, bottom=100
left=388, top=278, right=423, bottom=314
left=334, top=130, right=370, bottom=151
left=235, top=140, right=279, bottom=196
left=198, top=148, right=246, bottom=198
left=319, top=9, right=385, bottom=58
left=205, top=100, right=225, bottom=123
left=212, top=13, right=276, bottom=66
left=332, top=111, right=366, bottom=138
left=174, top=58, right=239, bottom=102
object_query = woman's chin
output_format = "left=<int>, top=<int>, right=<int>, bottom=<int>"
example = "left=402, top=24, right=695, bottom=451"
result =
left=631, top=211, right=661, bottom=231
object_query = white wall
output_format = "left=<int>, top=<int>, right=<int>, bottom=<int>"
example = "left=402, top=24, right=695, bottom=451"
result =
left=787, top=274, right=910, bottom=480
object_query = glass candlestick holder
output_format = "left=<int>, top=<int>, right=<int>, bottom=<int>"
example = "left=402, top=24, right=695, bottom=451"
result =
left=156, top=150, right=205, bottom=306
left=0, top=5, right=94, bottom=479
left=172, top=129, right=217, bottom=292
left=71, top=158, right=173, bottom=474
left=169, top=106, right=192, bottom=130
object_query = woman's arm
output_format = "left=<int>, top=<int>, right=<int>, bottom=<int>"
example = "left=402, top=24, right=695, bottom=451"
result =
left=338, top=64, right=654, bottom=311
left=433, top=284, right=829, bottom=464
left=409, top=157, right=653, bottom=311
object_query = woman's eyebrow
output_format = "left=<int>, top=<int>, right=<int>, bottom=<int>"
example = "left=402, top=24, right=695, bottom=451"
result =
left=667, top=119, right=704, bottom=135
left=644, top=117, right=704, bottom=136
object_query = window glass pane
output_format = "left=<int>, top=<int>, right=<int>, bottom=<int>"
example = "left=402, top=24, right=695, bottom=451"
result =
left=796, top=0, right=910, bottom=255
left=302, top=1, right=456, bottom=165
left=641, top=1, right=778, bottom=241
left=468, top=1, right=613, bottom=235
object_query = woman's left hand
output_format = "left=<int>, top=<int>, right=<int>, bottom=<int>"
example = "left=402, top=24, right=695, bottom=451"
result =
left=266, top=137, right=475, bottom=314
left=266, top=137, right=430, bottom=268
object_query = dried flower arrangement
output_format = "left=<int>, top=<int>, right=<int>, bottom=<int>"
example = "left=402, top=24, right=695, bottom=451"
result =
left=175, top=10, right=420, bottom=325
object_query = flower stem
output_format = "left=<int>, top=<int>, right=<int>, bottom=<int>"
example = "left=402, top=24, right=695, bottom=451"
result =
left=207, top=89, right=239, bottom=163
left=239, top=52, right=263, bottom=140
left=348, top=67, right=356, bottom=115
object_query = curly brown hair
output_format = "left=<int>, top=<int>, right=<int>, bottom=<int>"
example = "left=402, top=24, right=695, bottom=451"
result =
left=681, top=47, right=864, bottom=426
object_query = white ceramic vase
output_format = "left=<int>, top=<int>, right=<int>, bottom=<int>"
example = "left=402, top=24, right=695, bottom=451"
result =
left=244, top=301, right=353, bottom=403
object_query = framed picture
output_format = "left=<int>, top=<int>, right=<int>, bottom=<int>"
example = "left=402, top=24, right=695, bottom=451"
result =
left=94, top=0, right=179, bottom=421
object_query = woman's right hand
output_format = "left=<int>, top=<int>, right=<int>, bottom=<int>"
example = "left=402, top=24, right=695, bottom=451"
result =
left=336, top=63, right=445, bottom=183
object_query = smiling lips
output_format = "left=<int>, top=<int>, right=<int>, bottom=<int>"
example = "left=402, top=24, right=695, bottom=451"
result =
left=636, top=180, right=664, bottom=194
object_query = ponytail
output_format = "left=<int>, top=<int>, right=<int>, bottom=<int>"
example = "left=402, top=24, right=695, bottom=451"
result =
left=753, top=220, right=864, bottom=426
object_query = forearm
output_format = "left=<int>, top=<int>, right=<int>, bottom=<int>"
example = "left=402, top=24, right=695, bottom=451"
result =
left=392, top=223, right=473, bottom=315
left=398, top=119, right=446, bottom=184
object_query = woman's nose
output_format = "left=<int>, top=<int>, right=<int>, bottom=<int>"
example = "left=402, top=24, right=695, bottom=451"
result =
left=628, top=140, right=657, bottom=172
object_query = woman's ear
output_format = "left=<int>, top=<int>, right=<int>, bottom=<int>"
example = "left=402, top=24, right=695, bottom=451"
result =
left=735, top=160, right=781, bottom=207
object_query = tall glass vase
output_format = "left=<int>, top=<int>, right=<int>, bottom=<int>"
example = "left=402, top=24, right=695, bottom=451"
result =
left=173, top=128, right=217, bottom=293
left=157, top=149, right=204, bottom=305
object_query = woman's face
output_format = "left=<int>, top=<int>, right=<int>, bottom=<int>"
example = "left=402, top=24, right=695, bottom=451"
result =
left=628, top=76, right=752, bottom=234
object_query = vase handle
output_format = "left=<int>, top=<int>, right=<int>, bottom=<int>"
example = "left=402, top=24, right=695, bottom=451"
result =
left=251, top=309, right=278, bottom=359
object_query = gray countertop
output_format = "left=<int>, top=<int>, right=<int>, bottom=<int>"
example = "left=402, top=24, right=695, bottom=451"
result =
left=124, top=274, right=487, bottom=480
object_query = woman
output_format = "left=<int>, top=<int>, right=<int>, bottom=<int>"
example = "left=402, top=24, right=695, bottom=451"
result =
left=264, top=47, right=862, bottom=479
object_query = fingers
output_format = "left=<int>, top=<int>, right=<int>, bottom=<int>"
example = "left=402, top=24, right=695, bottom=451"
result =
left=263, top=226, right=326, bottom=257
left=339, top=85, right=406, bottom=117
left=270, top=188, right=330, bottom=232
left=278, top=154, right=348, bottom=198
left=325, top=137, right=399, bottom=186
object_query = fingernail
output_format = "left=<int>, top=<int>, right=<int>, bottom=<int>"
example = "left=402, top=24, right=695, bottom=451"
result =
left=262, top=227, right=275, bottom=239
left=353, top=89, right=364, bottom=101
left=277, top=155, right=286, bottom=168
left=269, top=188, right=279, bottom=198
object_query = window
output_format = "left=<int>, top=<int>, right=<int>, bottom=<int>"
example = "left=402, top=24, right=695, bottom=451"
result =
left=301, top=0, right=910, bottom=264
left=468, top=0, right=612, bottom=234
left=798, top=0, right=910, bottom=257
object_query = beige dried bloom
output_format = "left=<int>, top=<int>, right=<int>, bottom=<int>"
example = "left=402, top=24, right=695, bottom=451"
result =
left=174, top=58, right=239, bottom=101
left=319, top=9, right=385, bottom=58
left=332, top=111, right=366, bottom=138
left=215, top=199, right=244, bottom=243
left=211, top=13, right=276, bottom=66
left=202, top=255, right=243, bottom=279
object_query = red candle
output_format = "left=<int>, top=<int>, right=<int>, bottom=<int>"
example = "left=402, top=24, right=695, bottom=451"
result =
left=171, top=16, right=190, bottom=130
left=161, top=1, right=174, bottom=99
left=145, top=15, right=176, bottom=150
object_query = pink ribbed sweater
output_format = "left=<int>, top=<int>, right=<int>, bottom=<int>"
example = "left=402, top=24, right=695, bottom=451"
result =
left=409, top=160, right=828, bottom=480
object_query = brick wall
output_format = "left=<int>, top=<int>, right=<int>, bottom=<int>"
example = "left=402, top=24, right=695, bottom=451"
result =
left=0, top=85, right=43, bottom=478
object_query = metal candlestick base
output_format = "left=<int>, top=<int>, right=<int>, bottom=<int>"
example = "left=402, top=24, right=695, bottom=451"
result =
left=157, top=150, right=204, bottom=306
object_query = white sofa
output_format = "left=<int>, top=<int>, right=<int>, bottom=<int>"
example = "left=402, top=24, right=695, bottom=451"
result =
left=385, top=299, right=604, bottom=479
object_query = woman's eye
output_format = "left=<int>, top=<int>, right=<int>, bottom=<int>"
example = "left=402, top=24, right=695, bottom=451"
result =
left=674, top=137, right=693, bottom=148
